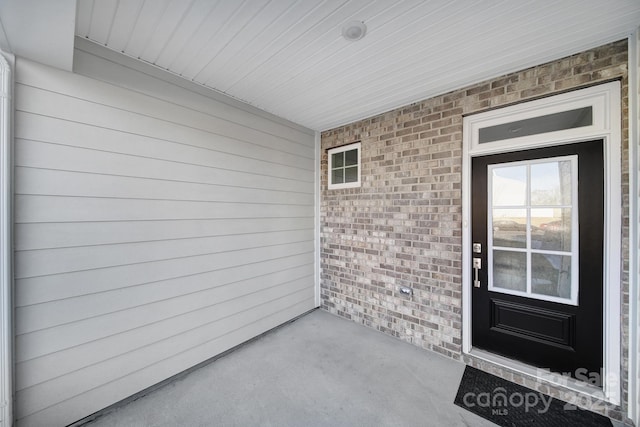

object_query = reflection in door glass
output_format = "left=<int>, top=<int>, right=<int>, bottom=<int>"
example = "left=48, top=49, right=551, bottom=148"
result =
left=493, top=250, right=527, bottom=292
left=532, top=208, right=572, bottom=251
left=492, top=209, right=526, bottom=248
left=531, top=254, right=572, bottom=298
left=492, top=166, right=526, bottom=206
left=488, top=156, right=577, bottom=305
left=531, top=161, right=572, bottom=205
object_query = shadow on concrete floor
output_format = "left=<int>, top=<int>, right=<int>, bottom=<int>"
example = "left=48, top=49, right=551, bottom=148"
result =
left=83, top=309, right=495, bottom=427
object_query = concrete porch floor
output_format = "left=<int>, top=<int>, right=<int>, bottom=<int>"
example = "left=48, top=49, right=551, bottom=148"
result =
left=82, top=309, right=496, bottom=427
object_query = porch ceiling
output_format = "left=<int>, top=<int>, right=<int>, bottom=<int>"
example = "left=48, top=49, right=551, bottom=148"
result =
left=75, top=0, right=640, bottom=131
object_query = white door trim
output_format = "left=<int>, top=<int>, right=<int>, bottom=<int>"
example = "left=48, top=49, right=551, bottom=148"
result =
left=627, top=28, right=639, bottom=425
left=0, top=50, right=13, bottom=427
left=462, top=81, right=622, bottom=405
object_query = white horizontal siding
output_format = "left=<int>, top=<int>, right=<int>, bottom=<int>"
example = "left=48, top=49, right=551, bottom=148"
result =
left=14, top=167, right=314, bottom=206
left=16, top=241, right=312, bottom=307
left=19, top=298, right=313, bottom=427
left=16, top=279, right=313, bottom=416
left=13, top=52, right=316, bottom=427
left=14, top=217, right=314, bottom=250
left=15, top=139, right=312, bottom=194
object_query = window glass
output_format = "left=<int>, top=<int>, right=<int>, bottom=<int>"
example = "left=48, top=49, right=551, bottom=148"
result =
left=345, top=149, right=358, bottom=166
left=488, top=156, right=578, bottom=305
left=328, top=143, right=361, bottom=189
left=493, top=250, right=527, bottom=292
left=344, top=165, right=358, bottom=183
left=332, top=152, right=344, bottom=168
left=479, top=107, right=592, bottom=143
left=531, top=161, right=572, bottom=206
left=492, top=166, right=526, bottom=206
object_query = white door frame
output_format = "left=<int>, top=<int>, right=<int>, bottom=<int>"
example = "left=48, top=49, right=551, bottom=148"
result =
left=462, top=81, right=622, bottom=405
left=628, top=28, right=639, bottom=425
left=0, top=50, right=13, bottom=427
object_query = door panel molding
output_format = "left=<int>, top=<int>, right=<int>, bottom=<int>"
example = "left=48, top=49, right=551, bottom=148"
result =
left=462, top=81, right=622, bottom=404
left=490, top=299, right=576, bottom=349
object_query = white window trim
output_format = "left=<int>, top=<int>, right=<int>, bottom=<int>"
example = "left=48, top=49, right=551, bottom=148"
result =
left=327, top=142, right=361, bottom=190
left=487, top=156, right=579, bottom=306
left=0, top=50, right=12, bottom=427
left=462, top=81, right=622, bottom=405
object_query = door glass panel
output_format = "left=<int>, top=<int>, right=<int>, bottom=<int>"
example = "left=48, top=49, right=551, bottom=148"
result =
left=531, top=254, right=572, bottom=298
left=492, top=209, right=527, bottom=248
left=492, top=166, right=526, bottom=206
left=492, top=250, right=527, bottom=291
left=533, top=208, right=572, bottom=252
left=488, top=156, right=578, bottom=305
left=531, top=160, right=572, bottom=205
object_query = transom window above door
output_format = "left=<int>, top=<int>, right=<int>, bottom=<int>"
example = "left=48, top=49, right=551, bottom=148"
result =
left=488, top=156, right=579, bottom=305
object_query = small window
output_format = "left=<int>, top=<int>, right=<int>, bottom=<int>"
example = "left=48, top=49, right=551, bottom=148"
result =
left=328, top=142, right=361, bottom=189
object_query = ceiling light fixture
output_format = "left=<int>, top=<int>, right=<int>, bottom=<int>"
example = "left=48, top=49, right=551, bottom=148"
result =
left=341, top=21, right=367, bottom=41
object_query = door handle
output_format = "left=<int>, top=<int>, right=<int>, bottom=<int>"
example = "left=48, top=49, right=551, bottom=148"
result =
left=473, top=257, right=482, bottom=288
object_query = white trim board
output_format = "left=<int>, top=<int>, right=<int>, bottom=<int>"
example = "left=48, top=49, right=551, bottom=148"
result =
left=0, top=49, right=13, bottom=427
left=627, top=28, right=640, bottom=425
left=314, top=131, right=321, bottom=308
left=462, top=81, right=622, bottom=406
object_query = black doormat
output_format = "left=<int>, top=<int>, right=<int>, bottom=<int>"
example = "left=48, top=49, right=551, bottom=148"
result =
left=454, top=366, right=612, bottom=426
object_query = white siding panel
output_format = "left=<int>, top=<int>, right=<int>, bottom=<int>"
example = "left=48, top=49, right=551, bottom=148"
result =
left=15, top=229, right=312, bottom=279
left=15, top=195, right=313, bottom=223
left=17, top=259, right=314, bottom=336
left=14, top=167, right=314, bottom=206
left=17, top=281, right=313, bottom=414
left=14, top=54, right=316, bottom=426
left=15, top=217, right=314, bottom=250
left=18, top=298, right=313, bottom=427
left=73, top=42, right=315, bottom=144
left=15, top=139, right=312, bottom=194
left=15, top=64, right=315, bottom=157
left=16, top=244, right=314, bottom=307
left=17, top=261, right=314, bottom=388
left=16, top=111, right=314, bottom=172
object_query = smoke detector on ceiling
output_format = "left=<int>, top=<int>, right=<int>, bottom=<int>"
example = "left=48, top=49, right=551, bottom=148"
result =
left=341, top=21, right=367, bottom=41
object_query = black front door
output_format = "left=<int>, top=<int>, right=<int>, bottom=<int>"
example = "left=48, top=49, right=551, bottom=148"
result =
left=471, top=140, right=604, bottom=384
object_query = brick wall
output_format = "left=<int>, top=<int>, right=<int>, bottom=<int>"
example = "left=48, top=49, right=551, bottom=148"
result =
left=320, top=39, right=629, bottom=421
